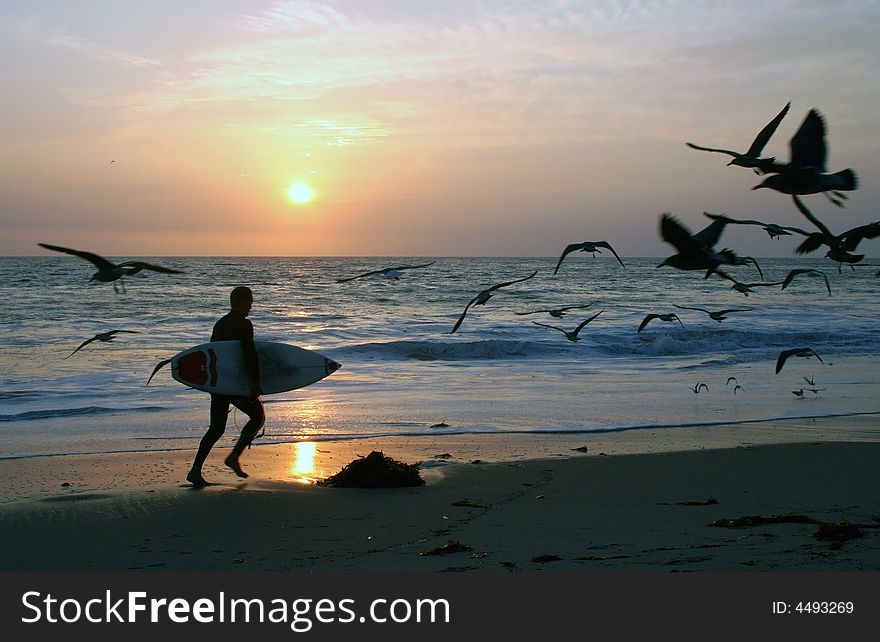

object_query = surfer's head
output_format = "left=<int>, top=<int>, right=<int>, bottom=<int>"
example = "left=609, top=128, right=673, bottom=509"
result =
left=230, top=286, right=253, bottom=316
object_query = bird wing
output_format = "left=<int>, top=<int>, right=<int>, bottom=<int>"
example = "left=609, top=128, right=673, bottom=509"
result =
left=792, top=195, right=835, bottom=241
left=558, top=304, right=594, bottom=312
left=450, top=297, right=478, bottom=334
left=638, top=314, right=659, bottom=333
left=672, top=314, right=684, bottom=327
left=781, top=269, right=809, bottom=290
left=554, top=243, right=585, bottom=274
left=390, top=261, right=437, bottom=272
left=38, top=243, right=116, bottom=270
left=336, top=269, right=381, bottom=282
left=703, top=212, right=763, bottom=227
left=693, top=217, right=728, bottom=249
left=573, top=310, right=604, bottom=335
left=120, top=261, right=184, bottom=275
left=840, top=222, right=880, bottom=250
left=740, top=256, right=764, bottom=280
left=775, top=349, right=797, bottom=374
left=717, top=308, right=754, bottom=314
left=808, top=348, right=824, bottom=364
left=659, top=214, right=701, bottom=254
left=794, top=233, right=827, bottom=255
left=685, top=142, right=740, bottom=158
left=531, top=321, right=566, bottom=335
left=513, top=309, right=548, bottom=315
left=789, top=109, right=827, bottom=170
left=487, top=270, right=538, bottom=293
left=595, top=241, right=625, bottom=267
left=66, top=335, right=99, bottom=358
left=746, top=101, right=791, bottom=157
left=673, top=304, right=709, bottom=314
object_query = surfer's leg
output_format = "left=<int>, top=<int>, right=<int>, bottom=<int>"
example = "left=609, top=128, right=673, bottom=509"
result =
left=225, top=398, right=265, bottom=478
left=188, top=395, right=230, bottom=485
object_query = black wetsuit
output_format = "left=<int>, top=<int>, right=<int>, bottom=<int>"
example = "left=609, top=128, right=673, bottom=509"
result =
left=191, top=310, right=265, bottom=471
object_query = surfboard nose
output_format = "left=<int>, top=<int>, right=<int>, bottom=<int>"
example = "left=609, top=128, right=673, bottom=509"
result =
left=325, top=359, right=341, bottom=375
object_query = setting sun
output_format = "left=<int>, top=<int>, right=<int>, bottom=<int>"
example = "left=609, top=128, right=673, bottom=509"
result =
left=288, top=182, right=314, bottom=204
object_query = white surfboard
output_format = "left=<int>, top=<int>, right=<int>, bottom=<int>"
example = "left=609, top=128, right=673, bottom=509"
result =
left=148, top=340, right=341, bottom=396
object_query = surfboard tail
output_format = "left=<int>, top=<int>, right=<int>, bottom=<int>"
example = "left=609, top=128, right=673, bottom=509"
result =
left=146, top=358, right=172, bottom=386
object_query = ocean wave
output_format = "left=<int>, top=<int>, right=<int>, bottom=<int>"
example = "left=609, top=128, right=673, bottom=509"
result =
left=334, top=339, right=566, bottom=361
left=0, top=406, right=166, bottom=423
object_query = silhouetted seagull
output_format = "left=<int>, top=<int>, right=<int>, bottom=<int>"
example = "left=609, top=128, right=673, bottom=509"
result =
left=789, top=196, right=880, bottom=270
left=690, top=383, right=708, bottom=394
left=38, top=243, right=183, bottom=292
left=753, top=109, right=857, bottom=206
left=515, top=303, right=593, bottom=318
left=733, top=385, right=745, bottom=395
left=657, top=214, right=737, bottom=278
left=702, top=212, right=810, bottom=240
left=781, top=268, right=832, bottom=296
left=553, top=241, right=625, bottom=274
left=638, top=313, right=683, bottom=333
left=714, top=271, right=783, bottom=296
left=775, top=347, right=824, bottom=374
left=66, top=330, right=139, bottom=358
left=335, top=261, right=436, bottom=283
left=686, top=101, right=790, bottom=172
left=450, top=271, right=538, bottom=334
left=531, top=310, right=604, bottom=342
left=674, top=304, right=754, bottom=322
left=726, top=377, right=738, bottom=386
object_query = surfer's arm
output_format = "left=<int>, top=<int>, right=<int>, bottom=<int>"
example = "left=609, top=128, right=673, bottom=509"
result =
left=241, top=320, right=262, bottom=396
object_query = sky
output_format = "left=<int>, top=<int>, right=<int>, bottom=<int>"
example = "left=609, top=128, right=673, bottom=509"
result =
left=2, top=0, right=880, bottom=257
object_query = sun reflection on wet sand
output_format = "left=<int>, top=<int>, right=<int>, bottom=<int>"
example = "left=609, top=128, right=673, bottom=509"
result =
left=290, top=441, right=318, bottom=484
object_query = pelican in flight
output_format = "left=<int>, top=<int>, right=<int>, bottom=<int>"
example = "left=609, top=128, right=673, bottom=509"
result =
left=66, top=330, right=140, bottom=358
left=531, top=310, right=605, bottom=342
left=674, top=304, right=754, bottom=322
left=450, top=271, right=538, bottom=334
left=38, top=243, right=183, bottom=292
left=335, top=261, right=436, bottom=283
left=514, top=303, right=593, bottom=318
left=775, top=347, right=824, bottom=374
left=638, top=313, right=683, bottom=333
left=781, top=268, right=832, bottom=296
left=753, top=109, right=858, bottom=207
left=686, top=101, right=790, bottom=172
left=553, top=241, right=625, bottom=274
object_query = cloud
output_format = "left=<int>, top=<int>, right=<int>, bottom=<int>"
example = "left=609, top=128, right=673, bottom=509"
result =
left=47, top=34, right=161, bottom=68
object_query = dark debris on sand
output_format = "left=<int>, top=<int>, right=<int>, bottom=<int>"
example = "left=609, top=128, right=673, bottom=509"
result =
left=318, top=451, right=425, bottom=488
left=710, top=514, right=816, bottom=528
left=421, top=540, right=472, bottom=556
left=813, top=521, right=864, bottom=543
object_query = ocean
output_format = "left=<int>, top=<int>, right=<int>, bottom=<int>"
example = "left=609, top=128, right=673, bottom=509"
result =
left=1, top=256, right=879, bottom=459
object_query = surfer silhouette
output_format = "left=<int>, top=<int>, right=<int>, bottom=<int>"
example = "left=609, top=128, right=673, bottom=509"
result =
left=187, top=286, right=264, bottom=487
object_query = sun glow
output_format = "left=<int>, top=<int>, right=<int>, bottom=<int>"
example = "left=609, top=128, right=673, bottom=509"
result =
left=288, top=182, right=314, bottom=204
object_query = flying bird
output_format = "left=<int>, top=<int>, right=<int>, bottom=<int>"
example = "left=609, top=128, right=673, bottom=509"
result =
left=553, top=241, right=625, bottom=274
left=714, top=272, right=783, bottom=296
left=690, top=383, right=709, bottom=394
left=775, top=347, right=824, bottom=374
left=753, top=109, right=858, bottom=206
left=702, top=212, right=810, bottom=240
left=66, top=330, right=140, bottom=358
left=733, top=385, right=745, bottom=395
left=335, top=261, right=436, bottom=283
left=781, top=268, right=832, bottom=296
left=726, top=377, right=738, bottom=386
left=38, top=243, right=183, bottom=292
left=638, top=313, right=683, bottom=333
left=531, top=310, right=605, bottom=342
left=515, top=303, right=594, bottom=318
left=686, top=101, right=790, bottom=172
left=657, top=214, right=738, bottom=278
left=789, top=196, right=880, bottom=270
left=450, top=271, right=538, bottom=334
left=673, top=304, right=754, bottom=322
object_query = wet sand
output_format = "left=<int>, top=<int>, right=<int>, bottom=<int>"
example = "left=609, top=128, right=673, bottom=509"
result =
left=1, top=415, right=879, bottom=571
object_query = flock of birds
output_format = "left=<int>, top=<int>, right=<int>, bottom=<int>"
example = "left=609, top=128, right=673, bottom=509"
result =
left=39, top=103, right=874, bottom=396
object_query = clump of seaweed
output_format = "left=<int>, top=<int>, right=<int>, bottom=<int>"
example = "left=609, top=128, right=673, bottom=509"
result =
left=711, top=514, right=816, bottom=528
left=421, top=540, right=472, bottom=556
left=813, top=521, right=863, bottom=543
left=319, top=451, right=425, bottom=488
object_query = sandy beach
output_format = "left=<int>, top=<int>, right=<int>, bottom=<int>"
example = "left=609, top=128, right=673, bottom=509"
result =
left=1, top=414, right=879, bottom=572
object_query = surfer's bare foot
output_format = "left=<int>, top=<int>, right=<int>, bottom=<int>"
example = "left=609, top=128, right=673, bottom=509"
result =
left=224, top=454, right=248, bottom=478
left=186, top=470, right=209, bottom=487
